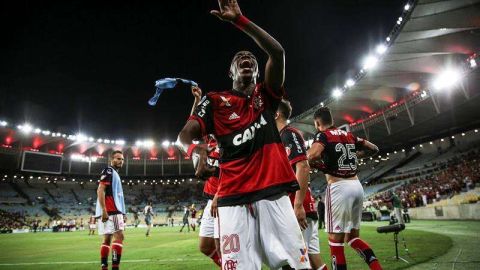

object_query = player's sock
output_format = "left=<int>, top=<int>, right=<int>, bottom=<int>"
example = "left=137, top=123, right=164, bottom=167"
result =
left=207, top=250, right=222, bottom=267
left=329, top=240, right=347, bottom=270
left=111, top=240, right=123, bottom=270
left=100, top=243, right=110, bottom=270
left=348, top=238, right=382, bottom=270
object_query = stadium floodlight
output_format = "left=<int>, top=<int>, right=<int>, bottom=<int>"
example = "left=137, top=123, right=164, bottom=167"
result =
left=475, top=129, right=478, bottom=133
left=76, top=133, right=88, bottom=142
left=398, top=17, right=403, bottom=22
left=404, top=4, right=410, bottom=10
left=116, top=140, right=125, bottom=145
left=20, top=123, right=33, bottom=134
left=470, top=59, right=477, bottom=68
left=386, top=37, right=391, bottom=42
left=362, top=55, right=378, bottom=70
left=135, top=140, right=143, bottom=147
left=332, top=88, right=343, bottom=99
left=97, top=138, right=103, bottom=143
left=429, top=141, right=433, bottom=145
left=432, top=68, right=462, bottom=91
left=375, top=44, right=387, bottom=55
left=286, top=119, right=291, bottom=124
left=62, top=134, right=67, bottom=138
left=162, top=140, right=170, bottom=147
left=88, top=137, right=94, bottom=142
left=320, top=102, right=324, bottom=107
left=441, top=138, right=445, bottom=142
left=34, top=128, right=41, bottom=134
left=462, top=133, right=465, bottom=136
left=42, top=130, right=51, bottom=135
left=104, top=139, right=111, bottom=144
left=143, top=140, right=154, bottom=148
left=0, top=121, right=7, bottom=127
left=345, top=79, right=355, bottom=88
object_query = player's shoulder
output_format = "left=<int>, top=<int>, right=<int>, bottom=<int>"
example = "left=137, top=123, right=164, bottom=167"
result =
left=101, top=166, right=113, bottom=175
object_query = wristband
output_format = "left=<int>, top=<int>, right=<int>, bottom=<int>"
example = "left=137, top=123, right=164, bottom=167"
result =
left=186, top=144, right=198, bottom=158
left=233, top=15, right=250, bottom=31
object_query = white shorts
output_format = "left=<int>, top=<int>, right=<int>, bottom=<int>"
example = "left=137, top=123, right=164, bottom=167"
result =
left=218, top=195, right=309, bottom=270
left=89, top=224, right=96, bottom=230
left=303, top=218, right=320, bottom=254
left=325, top=180, right=364, bottom=233
left=189, top=217, right=197, bottom=224
left=97, top=214, right=125, bottom=235
left=199, top=200, right=219, bottom=238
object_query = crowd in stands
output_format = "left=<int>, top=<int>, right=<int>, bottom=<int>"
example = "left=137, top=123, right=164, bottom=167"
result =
left=0, top=209, right=30, bottom=232
left=369, top=149, right=479, bottom=209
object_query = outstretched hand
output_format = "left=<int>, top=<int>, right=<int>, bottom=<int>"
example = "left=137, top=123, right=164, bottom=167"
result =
left=210, top=0, right=243, bottom=22
left=191, top=86, right=202, bottom=101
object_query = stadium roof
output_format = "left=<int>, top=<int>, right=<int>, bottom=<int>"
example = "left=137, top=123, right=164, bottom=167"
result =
left=291, top=0, right=480, bottom=150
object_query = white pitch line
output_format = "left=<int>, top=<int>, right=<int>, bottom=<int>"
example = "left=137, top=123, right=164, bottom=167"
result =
left=0, top=258, right=206, bottom=266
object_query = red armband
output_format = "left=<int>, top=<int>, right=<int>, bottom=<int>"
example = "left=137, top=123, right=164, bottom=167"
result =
left=233, top=15, right=250, bottom=31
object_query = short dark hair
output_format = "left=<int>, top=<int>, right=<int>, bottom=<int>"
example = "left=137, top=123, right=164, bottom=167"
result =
left=313, top=107, right=333, bottom=126
left=111, top=150, right=123, bottom=158
left=277, top=99, right=292, bottom=120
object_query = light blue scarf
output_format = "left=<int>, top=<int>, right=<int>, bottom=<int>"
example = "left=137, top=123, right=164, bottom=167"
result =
left=95, top=166, right=126, bottom=216
left=148, top=77, right=198, bottom=106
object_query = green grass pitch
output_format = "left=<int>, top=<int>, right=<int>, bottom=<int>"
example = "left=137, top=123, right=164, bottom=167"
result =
left=1, top=220, right=479, bottom=270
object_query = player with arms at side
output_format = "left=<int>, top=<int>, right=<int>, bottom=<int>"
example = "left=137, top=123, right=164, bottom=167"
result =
left=307, top=107, right=382, bottom=270
left=190, top=86, right=222, bottom=267
left=275, top=99, right=328, bottom=270
left=177, top=1, right=309, bottom=269
left=89, top=214, right=97, bottom=235
left=96, top=150, right=127, bottom=270
left=144, top=201, right=154, bottom=237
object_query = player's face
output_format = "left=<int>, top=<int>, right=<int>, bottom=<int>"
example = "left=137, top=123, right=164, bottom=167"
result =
left=111, top=153, right=124, bottom=169
left=229, top=51, right=259, bottom=82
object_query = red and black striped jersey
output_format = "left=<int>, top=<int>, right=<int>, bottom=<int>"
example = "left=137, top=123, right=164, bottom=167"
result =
left=203, top=135, right=220, bottom=199
left=188, top=83, right=299, bottom=206
left=99, top=167, right=121, bottom=215
left=280, top=126, right=318, bottom=219
left=313, top=127, right=365, bottom=178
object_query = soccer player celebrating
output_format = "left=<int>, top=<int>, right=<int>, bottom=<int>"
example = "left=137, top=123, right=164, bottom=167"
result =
left=144, top=201, right=154, bottom=237
left=190, top=86, right=222, bottom=267
left=275, top=99, right=328, bottom=270
left=307, top=107, right=382, bottom=270
left=96, top=150, right=126, bottom=270
left=177, top=1, right=309, bottom=269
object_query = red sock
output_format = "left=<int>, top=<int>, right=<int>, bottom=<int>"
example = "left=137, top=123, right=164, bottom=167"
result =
left=100, top=243, right=110, bottom=270
left=348, top=238, right=382, bottom=270
left=208, top=250, right=222, bottom=267
left=329, top=240, right=346, bottom=270
left=112, top=240, right=123, bottom=270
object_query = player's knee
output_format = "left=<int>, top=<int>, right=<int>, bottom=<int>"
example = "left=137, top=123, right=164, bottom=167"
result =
left=199, top=239, right=215, bottom=255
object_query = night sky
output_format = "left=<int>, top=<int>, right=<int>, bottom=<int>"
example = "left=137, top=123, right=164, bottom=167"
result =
left=0, top=0, right=404, bottom=142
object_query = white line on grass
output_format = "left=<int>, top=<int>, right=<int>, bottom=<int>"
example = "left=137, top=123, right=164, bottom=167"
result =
left=0, top=258, right=206, bottom=266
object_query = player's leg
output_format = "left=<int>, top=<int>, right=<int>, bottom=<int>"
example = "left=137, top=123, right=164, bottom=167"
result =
left=305, top=218, right=328, bottom=270
left=257, top=195, right=310, bottom=270
left=345, top=181, right=383, bottom=270
left=199, top=200, right=221, bottom=266
left=100, top=234, right=112, bottom=270
left=325, top=183, right=348, bottom=270
left=218, top=204, right=261, bottom=270
left=111, top=214, right=126, bottom=270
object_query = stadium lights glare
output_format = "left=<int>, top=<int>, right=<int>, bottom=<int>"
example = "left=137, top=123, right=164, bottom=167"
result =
left=104, top=139, right=111, bottom=144
left=0, top=121, right=7, bottom=127
left=332, top=88, right=343, bottom=99
left=88, top=137, right=94, bottom=142
left=97, top=139, right=103, bottom=143
left=432, top=68, right=462, bottom=91
left=470, top=59, right=477, bottom=68
left=115, top=140, right=125, bottom=145
left=375, top=44, right=387, bottom=55
left=143, top=140, right=154, bottom=148
left=362, top=55, right=378, bottom=70
left=75, top=133, right=88, bottom=142
left=34, top=128, right=41, bottom=134
left=404, top=4, right=410, bottom=10
left=441, top=138, right=445, bottom=142
left=345, top=79, right=355, bottom=88
left=135, top=140, right=143, bottom=147
left=475, top=130, right=478, bottom=133
left=162, top=140, right=170, bottom=147
left=19, top=123, right=33, bottom=134
left=386, top=37, right=391, bottom=42
left=42, top=130, right=51, bottom=135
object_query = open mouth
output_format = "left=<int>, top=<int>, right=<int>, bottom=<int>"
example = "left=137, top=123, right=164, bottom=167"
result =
left=239, top=59, right=253, bottom=69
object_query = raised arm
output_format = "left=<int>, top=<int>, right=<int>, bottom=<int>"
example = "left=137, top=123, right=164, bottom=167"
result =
left=357, top=140, right=379, bottom=159
left=190, top=86, right=203, bottom=116
left=210, top=0, right=285, bottom=91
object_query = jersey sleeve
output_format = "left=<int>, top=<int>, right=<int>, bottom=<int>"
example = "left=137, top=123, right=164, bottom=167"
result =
left=99, top=167, right=113, bottom=185
left=281, top=129, right=308, bottom=166
left=313, top=132, right=327, bottom=147
left=188, top=95, right=214, bottom=137
left=259, top=82, right=285, bottom=111
left=354, top=135, right=366, bottom=149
